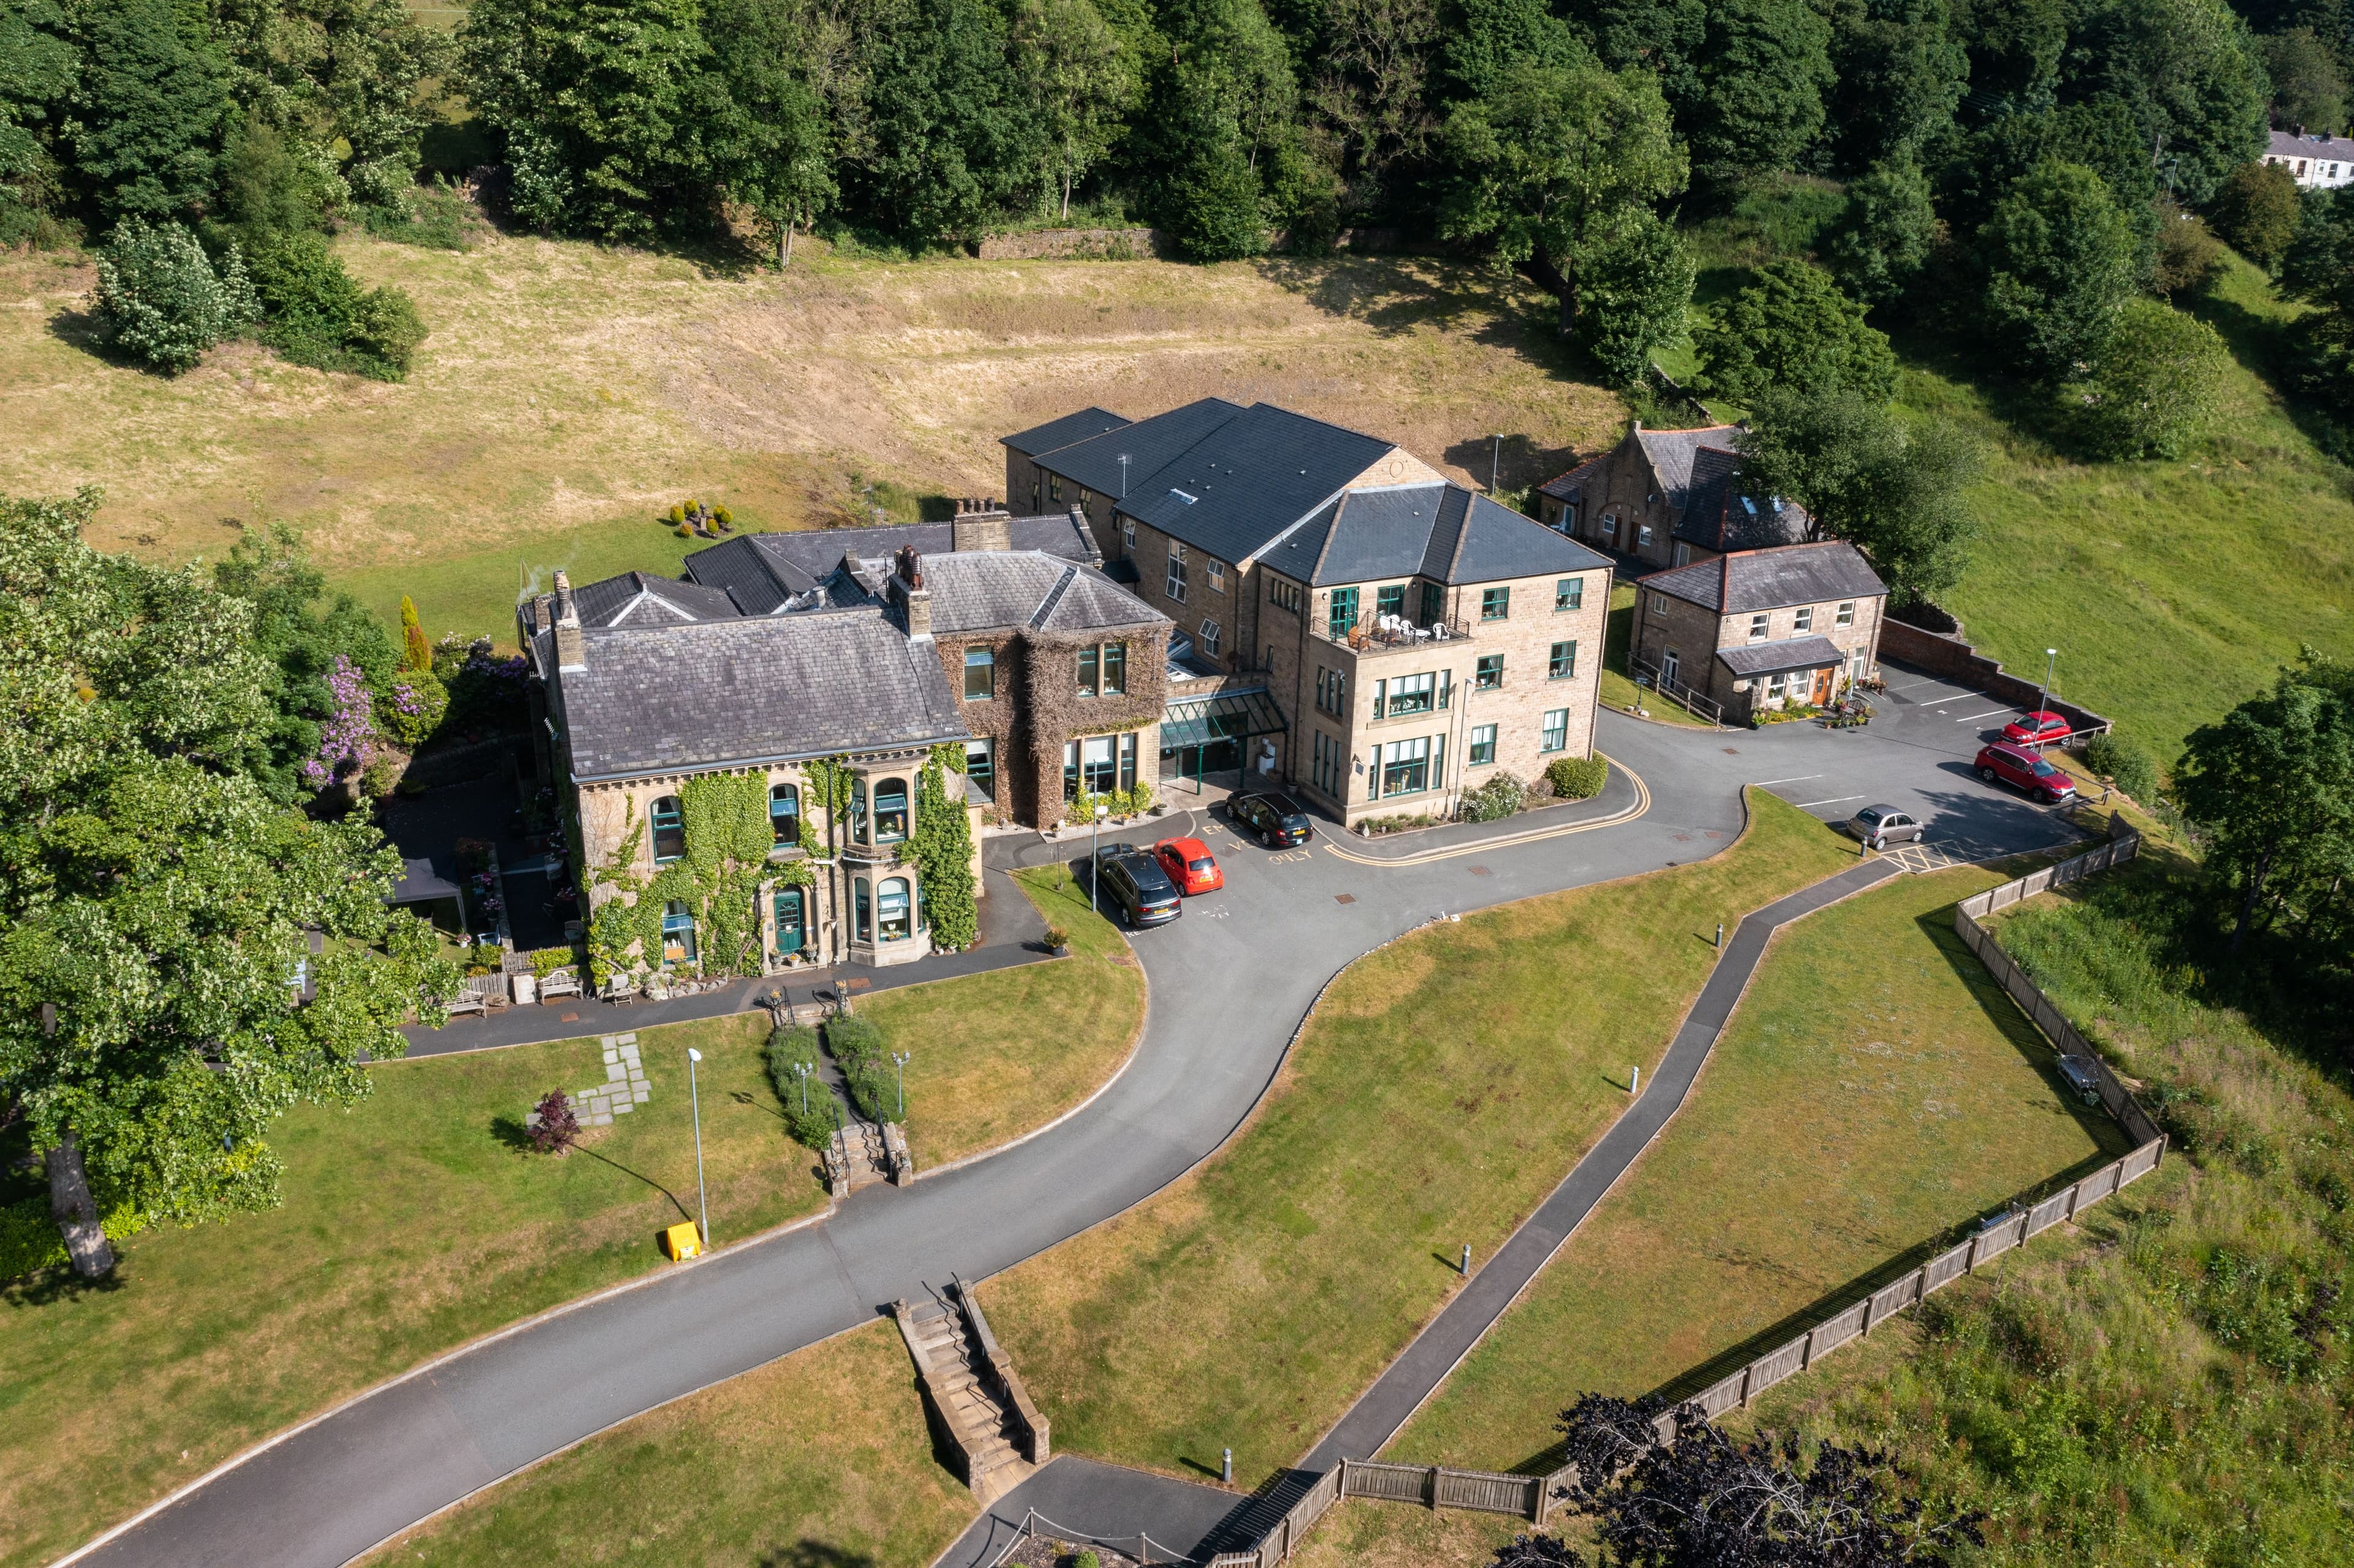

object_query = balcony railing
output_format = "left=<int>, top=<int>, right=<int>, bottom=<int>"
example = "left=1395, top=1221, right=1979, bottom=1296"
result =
left=1313, top=614, right=1471, bottom=653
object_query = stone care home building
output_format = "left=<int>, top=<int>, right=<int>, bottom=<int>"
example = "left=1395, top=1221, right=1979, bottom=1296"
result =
left=520, top=509, right=1170, bottom=973
left=1006, top=401, right=1613, bottom=827
left=1629, top=541, right=1889, bottom=722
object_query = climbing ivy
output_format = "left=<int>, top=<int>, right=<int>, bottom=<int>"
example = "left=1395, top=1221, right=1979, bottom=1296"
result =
left=801, top=754, right=853, bottom=859
left=586, top=772, right=806, bottom=982
left=912, top=743, right=978, bottom=951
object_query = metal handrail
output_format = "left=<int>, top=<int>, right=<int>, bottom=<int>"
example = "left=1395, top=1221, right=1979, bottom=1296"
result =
left=985, top=1507, right=1193, bottom=1567
left=1629, top=655, right=1723, bottom=725
left=1311, top=615, right=1470, bottom=652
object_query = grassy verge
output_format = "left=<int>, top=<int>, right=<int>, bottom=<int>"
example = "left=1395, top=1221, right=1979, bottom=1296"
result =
left=1726, top=843, right=2354, bottom=1565
left=0, top=1013, right=823, bottom=1567
left=862, top=867, right=1143, bottom=1168
left=1599, top=580, right=1718, bottom=728
left=1388, top=861, right=2127, bottom=1474
left=356, top=1320, right=976, bottom=1568
left=978, top=791, right=1859, bottom=1490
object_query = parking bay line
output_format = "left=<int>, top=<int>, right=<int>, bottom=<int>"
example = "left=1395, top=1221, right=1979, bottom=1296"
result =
left=1954, top=709, right=2015, bottom=723
left=1917, top=692, right=1980, bottom=706
left=1753, top=774, right=1823, bottom=786
left=1796, top=794, right=1867, bottom=809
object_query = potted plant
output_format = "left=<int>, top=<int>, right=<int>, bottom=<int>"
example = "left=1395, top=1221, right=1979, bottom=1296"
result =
left=1042, top=925, right=1070, bottom=958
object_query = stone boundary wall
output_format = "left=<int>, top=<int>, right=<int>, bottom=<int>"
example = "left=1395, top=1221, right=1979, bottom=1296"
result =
left=1879, top=618, right=2114, bottom=741
left=1205, top=831, right=2166, bottom=1568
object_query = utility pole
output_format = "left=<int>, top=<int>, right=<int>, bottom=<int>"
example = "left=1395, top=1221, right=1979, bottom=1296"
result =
left=2038, top=648, right=2058, bottom=737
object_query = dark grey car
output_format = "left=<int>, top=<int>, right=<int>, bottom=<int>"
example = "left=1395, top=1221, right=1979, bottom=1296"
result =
left=1088, top=843, right=1183, bottom=928
left=1845, top=803, right=1925, bottom=850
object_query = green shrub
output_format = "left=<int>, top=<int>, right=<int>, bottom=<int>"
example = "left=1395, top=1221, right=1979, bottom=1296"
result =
left=765, top=1025, right=837, bottom=1149
left=381, top=670, right=447, bottom=747
left=1460, top=772, right=1525, bottom=822
left=91, top=218, right=260, bottom=373
left=2082, top=731, right=2158, bottom=800
left=1, top=1193, right=147, bottom=1282
left=1545, top=755, right=1609, bottom=800
left=243, top=229, right=427, bottom=381
left=825, top=1014, right=902, bottom=1123
left=359, top=182, right=481, bottom=251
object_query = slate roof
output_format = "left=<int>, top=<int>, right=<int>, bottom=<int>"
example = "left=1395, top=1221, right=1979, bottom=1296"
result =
left=1635, top=425, right=1742, bottom=511
left=1536, top=452, right=1607, bottom=502
left=1672, top=447, right=1813, bottom=552
left=920, top=552, right=1167, bottom=637
left=2270, top=129, right=2354, bottom=163
left=684, top=516, right=1098, bottom=613
left=1270, top=483, right=1609, bottom=588
left=1718, top=635, right=1848, bottom=677
left=1105, top=403, right=1400, bottom=565
left=570, top=571, right=745, bottom=628
left=1639, top=541, right=1887, bottom=614
left=1002, top=406, right=1132, bottom=456
left=1029, top=397, right=1249, bottom=500
left=549, top=611, right=967, bottom=782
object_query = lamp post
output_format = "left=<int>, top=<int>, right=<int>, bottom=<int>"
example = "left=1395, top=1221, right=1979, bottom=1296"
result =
left=687, top=1047, right=710, bottom=1247
left=1091, top=799, right=1109, bottom=917
left=1489, top=433, right=1503, bottom=493
left=790, top=1059, right=812, bottom=1114
left=891, top=1051, right=911, bottom=1119
left=1118, top=453, right=1131, bottom=499
left=2038, top=648, right=2057, bottom=738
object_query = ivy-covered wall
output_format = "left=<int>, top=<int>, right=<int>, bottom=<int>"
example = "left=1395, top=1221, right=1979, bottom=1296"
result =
left=934, top=620, right=1170, bottom=829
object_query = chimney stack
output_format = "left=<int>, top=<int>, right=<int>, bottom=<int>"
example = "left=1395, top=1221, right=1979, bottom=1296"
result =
left=952, top=495, right=1013, bottom=553
left=552, top=569, right=585, bottom=672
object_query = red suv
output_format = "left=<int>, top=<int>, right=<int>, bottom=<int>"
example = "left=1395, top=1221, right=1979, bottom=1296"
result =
left=1976, top=742, right=2078, bottom=803
left=2002, top=710, right=2073, bottom=746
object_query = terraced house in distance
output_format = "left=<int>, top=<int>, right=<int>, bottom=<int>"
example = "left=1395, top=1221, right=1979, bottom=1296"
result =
left=519, top=509, right=1169, bottom=976
left=1005, top=401, right=1613, bottom=826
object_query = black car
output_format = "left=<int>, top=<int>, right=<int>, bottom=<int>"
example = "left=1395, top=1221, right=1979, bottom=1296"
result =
left=1228, top=790, right=1313, bottom=848
left=1088, top=843, right=1183, bottom=928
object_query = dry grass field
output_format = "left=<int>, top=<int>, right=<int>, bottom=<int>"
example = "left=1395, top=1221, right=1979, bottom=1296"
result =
left=0, top=233, right=1621, bottom=641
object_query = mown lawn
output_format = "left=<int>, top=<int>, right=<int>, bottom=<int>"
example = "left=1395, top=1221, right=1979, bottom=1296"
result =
left=1389, top=861, right=2126, bottom=1475
left=977, top=791, right=1859, bottom=1491
left=864, top=867, right=1144, bottom=1168
left=0, top=1013, right=819, bottom=1568
left=1599, top=579, right=1718, bottom=728
left=356, top=1320, right=975, bottom=1568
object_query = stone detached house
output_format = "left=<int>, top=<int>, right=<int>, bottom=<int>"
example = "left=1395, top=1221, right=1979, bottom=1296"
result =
left=1629, top=541, right=1889, bottom=723
left=520, top=511, right=1170, bottom=973
left=1005, top=401, right=1612, bottom=825
left=1535, top=420, right=1811, bottom=572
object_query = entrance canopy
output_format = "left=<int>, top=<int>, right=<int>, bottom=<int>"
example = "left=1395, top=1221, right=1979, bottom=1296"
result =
left=1160, top=687, right=1288, bottom=748
left=388, top=856, right=462, bottom=906
left=1716, top=635, right=1846, bottom=680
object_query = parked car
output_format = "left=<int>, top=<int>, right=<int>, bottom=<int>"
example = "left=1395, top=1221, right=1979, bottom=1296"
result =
left=1976, top=742, right=2079, bottom=804
left=1152, top=836, right=1223, bottom=894
left=1228, top=790, right=1314, bottom=848
left=2002, top=709, right=2073, bottom=746
left=1088, top=843, right=1183, bottom=928
left=2056, top=1055, right=2105, bottom=1107
left=1845, top=804, right=1925, bottom=850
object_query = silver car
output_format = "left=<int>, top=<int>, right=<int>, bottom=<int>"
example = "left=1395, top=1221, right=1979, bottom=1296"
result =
left=1846, top=803, right=1925, bottom=850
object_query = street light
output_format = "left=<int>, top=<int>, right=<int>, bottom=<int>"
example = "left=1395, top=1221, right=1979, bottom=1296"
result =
left=1118, top=453, right=1131, bottom=499
left=2038, top=648, right=2058, bottom=737
left=687, top=1047, right=710, bottom=1248
left=789, top=1058, right=812, bottom=1114
left=1489, top=433, right=1503, bottom=494
left=891, top=1051, right=911, bottom=1119
left=1091, top=799, right=1110, bottom=918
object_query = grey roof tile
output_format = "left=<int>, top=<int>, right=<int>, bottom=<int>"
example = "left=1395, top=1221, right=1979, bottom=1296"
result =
left=1118, top=403, right=1398, bottom=565
left=1717, top=634, right=1849, bottom=677
left=558, top=611, right=967, bottom=780
left=1536, top=452, right=1607, bottom=501
left=1293, top=482, right=1610, bottom=587
left=1672, top=446, right=1812, bottom=550
left=1029, top=397, right=1249, bottom=500
left=1636, top=424, right=1743, bottom=509
left=1640, top=541, right=1887, bottom=613
left=684, top=516, right=1097, bottom=613
left=1002, top=406, right=1132, bottom=456
left=919, top=551, right=1165, bottom=636
left=571, top=571, right=744, bottom=628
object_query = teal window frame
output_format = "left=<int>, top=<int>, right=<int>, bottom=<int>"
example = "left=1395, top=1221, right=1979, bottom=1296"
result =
left=650, top=796, right=685, bottom=863
left=1469, top=724, right=1497, bottom=766
left=1480, top=587, right=1510, bottom=620
left=878, top=877, right=912, bottom=942
left=769, top=783, right=800, bottom=845
left=1548, top=641, right=1577, bottom=680
left=874, top=777, right=909, bottom=842
left=660, top=899, right=697, bottom=964
left=1328, top=586, right=1359, bottom=638
left=1476, top=655, right=1503, bottom=691
left=1541, top=709, right=1569, bottom=753
left=1376, top=583, right=1405, bottom=620
left=1555, top=577, right=1583, bottom=612
left=964, top=646, right=995, bottom=699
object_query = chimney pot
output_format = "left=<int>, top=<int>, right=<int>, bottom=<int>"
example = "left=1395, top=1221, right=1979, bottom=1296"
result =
left=552, top=569, right=586, bottom=672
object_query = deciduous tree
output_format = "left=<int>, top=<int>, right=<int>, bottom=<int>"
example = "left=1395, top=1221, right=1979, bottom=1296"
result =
left=2257, top=27, right=2347, bottom=136
left=1681, top=0, right=1834, bottom=188
left=2073, top=295, right=2229, bottom=459
left=1695, top=258, right=1897, bottom=402
left=2176, top=666, right=2354, bottom=952
left=69, top=0, right=235, bottom=223
left=91, top=216, right=259, bottom=373
left=1011, top=0, right=1140, bottom=218
left=2209, top=158, right=2302, bottom=267
left=1823, top=153, right=1935, bottom=304
left=1976, top=159, right=2139, bottom=377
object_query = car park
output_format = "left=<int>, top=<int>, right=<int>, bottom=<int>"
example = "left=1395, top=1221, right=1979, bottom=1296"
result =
left=2002, top=710, right=2074, bottom=746
left=1228, top=790, right=1313, bottom=848
left=1976, top=742, right=2079, bottom=804
left=1088, top=843, right=1183, bottom=928
left=1152, top=837, right=1223, bottom=894
left=1845, top=804, right=1925, bottom=850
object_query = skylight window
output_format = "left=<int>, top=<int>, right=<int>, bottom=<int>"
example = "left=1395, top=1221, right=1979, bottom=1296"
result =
left=1170, top=489, right=1197, bottom=503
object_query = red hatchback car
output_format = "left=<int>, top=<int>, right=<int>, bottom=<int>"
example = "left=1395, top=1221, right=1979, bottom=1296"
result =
left=1152, top=837, right=1224, bottom=895
left=2002, top=710, right=2073, bottom=746
left=1976, top=742, right=2078, bottom=804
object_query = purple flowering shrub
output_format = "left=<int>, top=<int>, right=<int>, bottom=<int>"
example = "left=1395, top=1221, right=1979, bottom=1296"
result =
left=381, top=671, right=448, bottom=748
left=302, top=655, right=378, bottom=788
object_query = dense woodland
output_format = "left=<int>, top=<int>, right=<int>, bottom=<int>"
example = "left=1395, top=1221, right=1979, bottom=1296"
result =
left=2, top=0, right=2354, bottom=406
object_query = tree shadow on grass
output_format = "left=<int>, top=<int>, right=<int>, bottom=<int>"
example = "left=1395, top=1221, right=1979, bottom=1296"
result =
left=2, top=1260, right=131, bottom=1308
left=2177, top=279, right=2354, bottom=471
left=758, top=1540, right=881, bottom=1568
left=487, top=1114, right=694, bottom=1223
left=1439, top=432, right=1587, bottom=497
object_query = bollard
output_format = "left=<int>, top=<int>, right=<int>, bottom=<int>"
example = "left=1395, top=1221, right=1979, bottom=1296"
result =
left=1631, top=1065, right=1640, bottom=1094
left=1460, top=1244, right=1471, bottom=1276
left=1715, top=922, right=1724, bottom=948
left=1222, top=1447, right=1233, bottom=1485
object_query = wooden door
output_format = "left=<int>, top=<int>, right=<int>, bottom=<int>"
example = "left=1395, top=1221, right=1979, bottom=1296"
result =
left=1811, top=666, right=1836, bottom=705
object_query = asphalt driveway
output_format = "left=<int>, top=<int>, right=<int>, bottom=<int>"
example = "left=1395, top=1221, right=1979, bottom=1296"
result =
left=69, top=699, right=2087, bottom=1568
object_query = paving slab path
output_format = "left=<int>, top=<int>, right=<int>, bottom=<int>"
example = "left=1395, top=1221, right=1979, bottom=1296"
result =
left=66, top=706, right=2076, bottom=1568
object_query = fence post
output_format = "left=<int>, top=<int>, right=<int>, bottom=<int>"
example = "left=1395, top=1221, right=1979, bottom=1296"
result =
left=1963, top=1231, right=1982, bottom=1274
left=1426, top=1465, right=1439, bottom=1512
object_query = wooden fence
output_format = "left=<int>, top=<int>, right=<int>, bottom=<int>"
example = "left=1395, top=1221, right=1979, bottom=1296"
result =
left=1205, top=830, right=2167, bottom=1568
